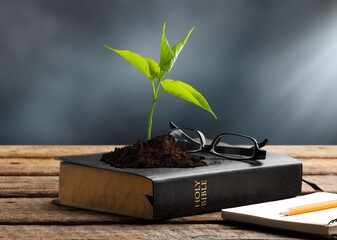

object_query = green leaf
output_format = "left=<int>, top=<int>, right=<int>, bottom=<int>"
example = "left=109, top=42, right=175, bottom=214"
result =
left=159, top=23, right=173, bottom=72
left=144, top=57, right=160, bottom=79
left=103, top=44, right=152, bottom=80
left=159, top=23, right=194, bottom=74
left=171, top=27, right=194, bottom=67
left=161, top=79, right=217, bottom=119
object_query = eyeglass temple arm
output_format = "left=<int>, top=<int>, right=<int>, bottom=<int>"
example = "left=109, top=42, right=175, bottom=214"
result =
left=170, top=122, right=178, bottom=129
left=258, top=138, right=269, bottom=148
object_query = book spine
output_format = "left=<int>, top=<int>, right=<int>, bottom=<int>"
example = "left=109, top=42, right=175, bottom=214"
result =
left=152, top=162, right=302, bottom=219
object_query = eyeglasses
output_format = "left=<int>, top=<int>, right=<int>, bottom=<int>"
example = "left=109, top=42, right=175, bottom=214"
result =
left=168, top=122, right=268, bottom=160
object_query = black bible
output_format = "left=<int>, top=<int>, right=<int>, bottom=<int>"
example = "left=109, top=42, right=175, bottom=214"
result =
left=56, top=152, right=302, bottom=219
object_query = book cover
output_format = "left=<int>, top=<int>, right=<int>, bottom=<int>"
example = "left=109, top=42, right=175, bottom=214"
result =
left=56, top=152, right=302, bottom=219
left=221, top=192, right=337, bottom=239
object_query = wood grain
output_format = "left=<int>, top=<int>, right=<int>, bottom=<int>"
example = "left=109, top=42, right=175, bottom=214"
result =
left=302, top=175, right=337, bottom=193
left=0, top=175, right=335, bottom=198
left=0, top=145, right=335, bottom=240
left=5, top=196, right=334, bottom=225
left=0, top=176, right=58, bottom=197
left=300, top=158, right=337, bottom=175
left=0, top=157, right=336, bottom=176
left=0, top=197, right=329, bottom=239
left=0, top=198, right=132, bottom=224
left=0, top=145, right=119, bottom=158
left=0, top=197, right=227, bottom=225
left=265, top=145, right=337, bottom=158
left=0, top=224, right=302, bottom=240
left=0, top=158, right=59, bottom=176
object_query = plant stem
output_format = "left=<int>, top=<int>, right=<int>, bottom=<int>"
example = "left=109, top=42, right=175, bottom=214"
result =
left=146, top=75, right=164, bottom=140
left=147, top=98, right=156, bottom=141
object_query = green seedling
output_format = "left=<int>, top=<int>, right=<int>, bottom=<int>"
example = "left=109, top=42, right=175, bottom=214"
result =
left=104, top=23, right=216, bottom=140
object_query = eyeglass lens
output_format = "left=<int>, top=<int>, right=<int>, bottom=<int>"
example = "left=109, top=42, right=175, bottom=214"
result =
left=169, top=129, right=203, bottom=151
left=213, top=134, right=256, bottom=159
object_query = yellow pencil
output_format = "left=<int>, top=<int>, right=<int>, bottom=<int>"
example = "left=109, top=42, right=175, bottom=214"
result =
left=280, top=199, right=337, bottom=216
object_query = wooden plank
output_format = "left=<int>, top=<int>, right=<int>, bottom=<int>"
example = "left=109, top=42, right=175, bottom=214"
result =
left=0, top=146, right=334, bottom=240
left=0, top=156, right=336, bottom=177
left=1, top=176, right=336, bottom=198
left=0, top=195, right=324, bottom=240
left=1, top=174, right=336, bottom=198
left=0, top=146, right=120, bottom=158
left=265, top=145, right=337, bottom=158
left=0, top=197, right=221, bottom=224
left=300, top=158, right=337, bottom=175
left=302, top=175, right=337, bottom=193
left=0, top=176, right=58, bottom=197
left=0, top=158, right=59, bottom=176
left=0, top=224, right=307, bottom=240
left=1, top=145, right=337, bottom=158
left=1, top=174, right=336, bottom=224
left=0, top=198, right=134, bottom=224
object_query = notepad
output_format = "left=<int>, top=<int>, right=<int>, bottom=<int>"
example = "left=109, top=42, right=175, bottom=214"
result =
left=221, top=192, right=337, bottom=239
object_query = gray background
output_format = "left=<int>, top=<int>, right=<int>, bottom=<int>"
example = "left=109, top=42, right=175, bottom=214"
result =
left=1, top=0, right=337, bottom=145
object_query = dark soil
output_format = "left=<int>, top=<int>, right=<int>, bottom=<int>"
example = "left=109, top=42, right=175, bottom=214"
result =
left=101, top=135, right=206, bottom=168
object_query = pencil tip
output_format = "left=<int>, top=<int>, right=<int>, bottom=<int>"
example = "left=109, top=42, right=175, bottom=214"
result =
left=279, top=210, right=290, bottom=216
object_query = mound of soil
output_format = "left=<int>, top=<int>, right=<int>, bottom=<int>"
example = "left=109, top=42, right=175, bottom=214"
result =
left=101, top=135, right=206, bottom=168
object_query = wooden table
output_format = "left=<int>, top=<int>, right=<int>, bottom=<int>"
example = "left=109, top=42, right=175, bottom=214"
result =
left=1, top=145, right=336, bottom=239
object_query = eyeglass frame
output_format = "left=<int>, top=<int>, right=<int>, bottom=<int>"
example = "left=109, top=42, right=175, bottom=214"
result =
left=168, top=122, right=268, bottom=160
